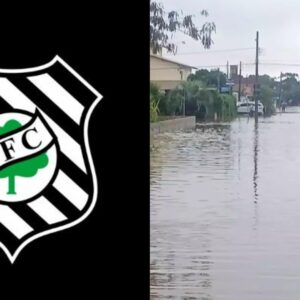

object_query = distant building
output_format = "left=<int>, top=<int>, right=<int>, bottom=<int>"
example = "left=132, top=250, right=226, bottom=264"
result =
left=232, top=77, right=255, bottom=97
left=150, top=53, right=196, bottom=92
left=230, top=65, right=238, bottom=80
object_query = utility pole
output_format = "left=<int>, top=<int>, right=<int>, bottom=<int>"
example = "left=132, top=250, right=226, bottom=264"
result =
left=254, top=31, right=259, bottom=123
left=183, top=89, right=186, bottom=117
left=179, top=70, right=185, bottom=117
left=226, top=61, right=229, bottom=80
left=238, top=61, right=242, bottom=102
left=217, top=68, right=220, bottom=92
left=279, top=72, right=282, bottom=108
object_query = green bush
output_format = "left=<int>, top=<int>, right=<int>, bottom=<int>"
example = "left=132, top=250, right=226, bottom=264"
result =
left=194, top=90, right=236, bottom=121
left=260, top=86, right=276, bottom=116
left=150, top=82, right=161, bottom=122
left=152, top=80, right=237, bottom=121
left=219, top=94, right=237, bottom=120
left=165, top=81, right=205, bottom=116
left=150, top=95, right=159, bottom=122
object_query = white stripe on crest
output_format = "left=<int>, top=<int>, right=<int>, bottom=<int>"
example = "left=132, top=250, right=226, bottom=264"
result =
left=0, top=206, right=33, bottom=239
left=0, top=78, right=87, bottom=173
left=53, top=170, right=89, bottom=211
left=28, top=196, right=67, bottom=225
left=28, top=73, right=84, bottom=125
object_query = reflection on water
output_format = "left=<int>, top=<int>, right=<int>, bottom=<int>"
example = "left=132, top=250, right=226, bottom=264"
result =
left=253, top=122, right=259, bottom=203
left=151, top=113, right=300, bottom=299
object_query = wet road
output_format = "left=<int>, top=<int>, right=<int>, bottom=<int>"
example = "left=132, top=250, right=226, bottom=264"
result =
left=150, top=110, right=300, bottom=299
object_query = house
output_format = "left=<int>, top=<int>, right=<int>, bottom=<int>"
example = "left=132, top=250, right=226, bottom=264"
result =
left=150, top=53, right=196, bottom=93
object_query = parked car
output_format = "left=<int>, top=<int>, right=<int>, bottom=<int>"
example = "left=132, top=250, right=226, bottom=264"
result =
left=237, top=102, right=252, bottom=114
left=237, top=101, right=264, bottom=115
left=249, top=101, right=264, bottom=115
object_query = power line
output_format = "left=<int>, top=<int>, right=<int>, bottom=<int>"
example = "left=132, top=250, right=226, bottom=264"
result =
left=260, top=59, right=300, bottom=62
left=174, top=47, right=255, bottom=55
left=260, top=62, right=300, bottom=67
left=172, top=47, right=300, bottom=56
left=150, top=63, right=255, bottom=70
left=151, top=65, right=226, bottom=70
left=152, top=59, right=300, bottom=69
left=151, top=62, right=300, bottom=70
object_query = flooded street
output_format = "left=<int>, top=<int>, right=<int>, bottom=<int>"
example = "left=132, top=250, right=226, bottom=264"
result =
left=150, top=110, right=300, bottom=299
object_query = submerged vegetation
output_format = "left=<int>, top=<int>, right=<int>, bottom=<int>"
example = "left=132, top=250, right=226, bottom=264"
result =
left=150, top=83, right=162, bottom=123
left=150, top=80, right=237, bottom=122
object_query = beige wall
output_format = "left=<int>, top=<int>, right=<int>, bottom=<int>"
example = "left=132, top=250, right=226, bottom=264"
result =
left=150, top=56, right=192, bottom=90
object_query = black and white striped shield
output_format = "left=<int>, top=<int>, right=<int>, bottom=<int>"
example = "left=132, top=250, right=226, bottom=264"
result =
left=0, top=56, right=102, bottom=263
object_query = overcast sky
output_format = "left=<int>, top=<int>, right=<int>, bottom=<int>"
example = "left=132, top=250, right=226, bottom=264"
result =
left=160, top=0, right=300, bottom=78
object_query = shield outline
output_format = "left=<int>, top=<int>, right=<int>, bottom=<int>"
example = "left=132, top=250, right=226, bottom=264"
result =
left=0, top=55, right=102, bottom=263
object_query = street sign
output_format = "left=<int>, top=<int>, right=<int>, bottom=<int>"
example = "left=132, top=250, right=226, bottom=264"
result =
left=221, top=86, right=230, bottom=93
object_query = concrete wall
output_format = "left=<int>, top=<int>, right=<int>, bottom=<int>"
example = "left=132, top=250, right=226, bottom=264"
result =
left=150, top=116, right=196, bottom=136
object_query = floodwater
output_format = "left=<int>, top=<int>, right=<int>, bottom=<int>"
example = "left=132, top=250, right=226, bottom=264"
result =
left=150, top=108, right=300, bottom=299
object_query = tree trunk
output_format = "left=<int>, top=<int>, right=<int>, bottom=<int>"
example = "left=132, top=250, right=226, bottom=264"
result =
left=7, top=175, right=16, bottom=195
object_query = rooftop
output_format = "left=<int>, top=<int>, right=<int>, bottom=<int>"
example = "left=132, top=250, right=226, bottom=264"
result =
left=150, top=54, right=197, bottom=69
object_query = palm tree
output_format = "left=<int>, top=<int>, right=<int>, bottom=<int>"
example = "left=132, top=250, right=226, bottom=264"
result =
left=168, top=81, right=204, bottom=116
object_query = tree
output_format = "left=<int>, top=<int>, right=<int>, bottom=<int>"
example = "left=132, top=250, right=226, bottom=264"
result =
left=188, top=69, right=227, bottom=88
left=288, top=85, right=300, bottom=105
left=0, top=120, right=48, bottom=195
left=166, top=81, right=204, bottom=115
left=260, top=85, right=275, bottom=116
left=259, top=74, right=276, bottom=89
left=281, top=73, right=300, bottom=103
left=150, top=1, right=216, bottom=54
left=166, top=82, right=236, bottom=120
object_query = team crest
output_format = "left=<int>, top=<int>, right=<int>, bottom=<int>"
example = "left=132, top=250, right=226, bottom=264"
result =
left=0, top=56, right=102, bottom=263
